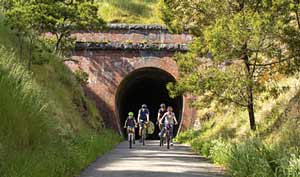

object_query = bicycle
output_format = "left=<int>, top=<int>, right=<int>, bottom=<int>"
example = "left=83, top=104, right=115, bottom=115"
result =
left=139, top=120, right=148, bottom=146
left=160, top=123, right=176, bottom=149
left=125, top=126, right=135, bottom=149
left=165, top=123, right=172, bottom=149
left=159, top=123, right=165, bottom=147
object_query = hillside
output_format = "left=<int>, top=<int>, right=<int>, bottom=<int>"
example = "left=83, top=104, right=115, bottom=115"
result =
left=176, top=75, right=300, bottom=176
left=96, top=0, right=163, bottom=24
left=0, top=14, right=121, bottom=177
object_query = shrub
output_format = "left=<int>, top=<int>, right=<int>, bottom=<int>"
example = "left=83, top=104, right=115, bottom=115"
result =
left=227, top=138, right=274, bottom=177
left=75, top=69, right=89, bottom=85
left=209, top=139, right=232, bottom=165
left=189, top=137, right=206, bottom=154
left=276, top=153, right=300, bottom=177
left=286, top=154, right=300, bottom=177
left=200, top=140, right=215, bottom=157
left=175, top=129, right=201, bottom=143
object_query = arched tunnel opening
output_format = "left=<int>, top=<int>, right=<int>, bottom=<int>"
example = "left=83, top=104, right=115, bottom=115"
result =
left=116, top=67, right=183, bottom=140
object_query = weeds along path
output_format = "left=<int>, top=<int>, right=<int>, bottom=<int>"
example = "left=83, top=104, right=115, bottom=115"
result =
left=79, top=140, right=224, bottom=177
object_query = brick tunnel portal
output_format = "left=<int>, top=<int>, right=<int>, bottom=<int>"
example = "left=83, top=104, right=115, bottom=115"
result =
left=116, top=67, right=183, bottom=140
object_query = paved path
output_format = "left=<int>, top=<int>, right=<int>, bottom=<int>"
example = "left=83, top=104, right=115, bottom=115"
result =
left=79, top=141, right=225, bottom=177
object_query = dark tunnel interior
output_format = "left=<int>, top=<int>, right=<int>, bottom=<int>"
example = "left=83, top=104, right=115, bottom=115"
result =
left=116, top=67, right=183, bottom=140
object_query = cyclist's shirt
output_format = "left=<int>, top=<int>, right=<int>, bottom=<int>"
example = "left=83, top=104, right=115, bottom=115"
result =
left=162, top=112, right=176, bottom=125
left=125, top=117, right=136, bottom=127
left=138, top=108, right=149, bottom=121
left=158, top=108, right=166, bottom=119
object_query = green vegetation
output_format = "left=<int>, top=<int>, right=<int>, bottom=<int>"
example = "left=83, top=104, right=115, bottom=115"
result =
left=1, top=0, right=105, bottom=58
left=176, top=76, right=300, bottom=176
left=163, top=0, right=300, bottom=131
left=162, top=1, right=300, bottom=176
left=96, top=0, right=163, bottom=24
left=0, top=13, right=121, bottom=177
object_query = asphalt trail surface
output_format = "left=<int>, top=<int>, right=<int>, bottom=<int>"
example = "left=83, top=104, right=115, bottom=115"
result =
left=79, top=141, right=225, bottom=177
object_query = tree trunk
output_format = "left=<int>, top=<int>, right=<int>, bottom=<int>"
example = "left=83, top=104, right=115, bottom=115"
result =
left=28, top=38, right=33, bottom=70
left=243, top=45, right=257, bottom=131
left=295, top=9, right=300, bottom=29
left=17, top=35, right=23, bottom=61
left=294, top=0, right=300, bottom=29
left=247, top=87, right=256, bottom=130
left=54, top=33, right=64, bottom=54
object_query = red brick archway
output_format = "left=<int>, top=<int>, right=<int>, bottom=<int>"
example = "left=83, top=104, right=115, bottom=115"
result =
left=65, top=24, right=197, bottom=135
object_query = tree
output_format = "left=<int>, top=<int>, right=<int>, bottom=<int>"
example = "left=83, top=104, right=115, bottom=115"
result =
left=1, top=0, right=42, bottom=69
left=161, top=0, right=300, bottom=130
left=40, top=0, right=106, bottom=54
left=1, top=0, right=106, bottom=57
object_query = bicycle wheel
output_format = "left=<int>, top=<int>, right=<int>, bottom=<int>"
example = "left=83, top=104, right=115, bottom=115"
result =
left=166, top=131, right=170, bottom=149
left=142, top=128, right=145, bottom=146
left=160, top=136, right=164, bottom=146
left=129, top=136, right=132, bottom=149
left=129, top=134, right=132, bottom=149
left=133, top=134, right=135, bottom=144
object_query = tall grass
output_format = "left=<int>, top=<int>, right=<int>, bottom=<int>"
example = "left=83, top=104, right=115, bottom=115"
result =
left=0, top=45, right=122, bottom=177
left=0, top=47, right=49, bottom=148
left=176, top=75, right=300, bottom=176
left=1, top=130, right=121, bottom=177
left=0, top=13, right=122, bottom=177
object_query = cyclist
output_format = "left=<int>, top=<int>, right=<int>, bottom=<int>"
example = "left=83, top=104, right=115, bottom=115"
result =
left=124, top=112, right=137, bottom=143
left=159, top=106, right=178, bottom=146
left=137, top=104, right=150, bottom=141
left=157, top=103, right=167, bottom=131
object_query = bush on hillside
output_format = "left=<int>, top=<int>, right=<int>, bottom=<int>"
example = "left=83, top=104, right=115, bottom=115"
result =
left=227, top=139, right=278, bottom=177
left=209, top=139, right=232, bottom=165
left=175, top=129, right=201, bottom=143
left=75, top=69, right=89, bottom=85
left=286, top=154, right=300, bottom=177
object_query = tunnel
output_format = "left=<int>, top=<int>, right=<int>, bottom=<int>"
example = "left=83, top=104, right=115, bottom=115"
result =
left=116, top=67, right=183, bottom=140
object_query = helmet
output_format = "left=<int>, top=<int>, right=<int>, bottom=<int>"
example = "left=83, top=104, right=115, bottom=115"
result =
left=142, top=104, right=147, bottom=108
left=160, top=103, right=166, bottom=108
left=128, top=112, right=134, bottom=116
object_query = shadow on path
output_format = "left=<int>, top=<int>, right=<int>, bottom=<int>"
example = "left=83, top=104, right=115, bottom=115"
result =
left=79, top=141, right=225, bottom=177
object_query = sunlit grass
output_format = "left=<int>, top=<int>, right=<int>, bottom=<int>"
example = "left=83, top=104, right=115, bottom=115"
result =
left=97, top=0, right=164, bottom=24
left=176, top=70, right=300, bottom=176
left=0, top=14, right=122, bottom=177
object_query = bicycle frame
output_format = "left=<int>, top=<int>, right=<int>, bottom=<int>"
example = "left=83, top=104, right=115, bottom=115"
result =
left=127, top=127, right=135, bottom=149
left=139, top=120, right=147, bottom=146
left=161, top=123, right=172, bottom=149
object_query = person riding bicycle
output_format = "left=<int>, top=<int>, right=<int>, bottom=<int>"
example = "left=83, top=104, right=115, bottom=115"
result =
left=157, top=103, right=167, bottom=131
left=137, top=104, right=149, bottom=141
left=159, top=106, right=178, bottom=146
left=123, top=112, right=137, bottom=135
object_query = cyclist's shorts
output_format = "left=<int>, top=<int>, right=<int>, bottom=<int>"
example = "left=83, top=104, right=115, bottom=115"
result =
left=139, top=122, right=144, bottom=126
left=127, top=126, right=135, bottom=132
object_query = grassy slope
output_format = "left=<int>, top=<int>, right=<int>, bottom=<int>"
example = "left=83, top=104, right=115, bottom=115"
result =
left=96, top=0, right=163, bottom=24
left=176, top=75, right=300, bottom=176
left=187, top=75, right=300, bottom=144
left=0, top=15, right=121, bottom=177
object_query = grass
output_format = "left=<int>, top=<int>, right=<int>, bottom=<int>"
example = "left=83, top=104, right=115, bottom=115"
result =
left=96, top=0, right=164, bottom=24
left=175, top=74, right=300, bottom=176
left=0, top=14, right=122, bottom=177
